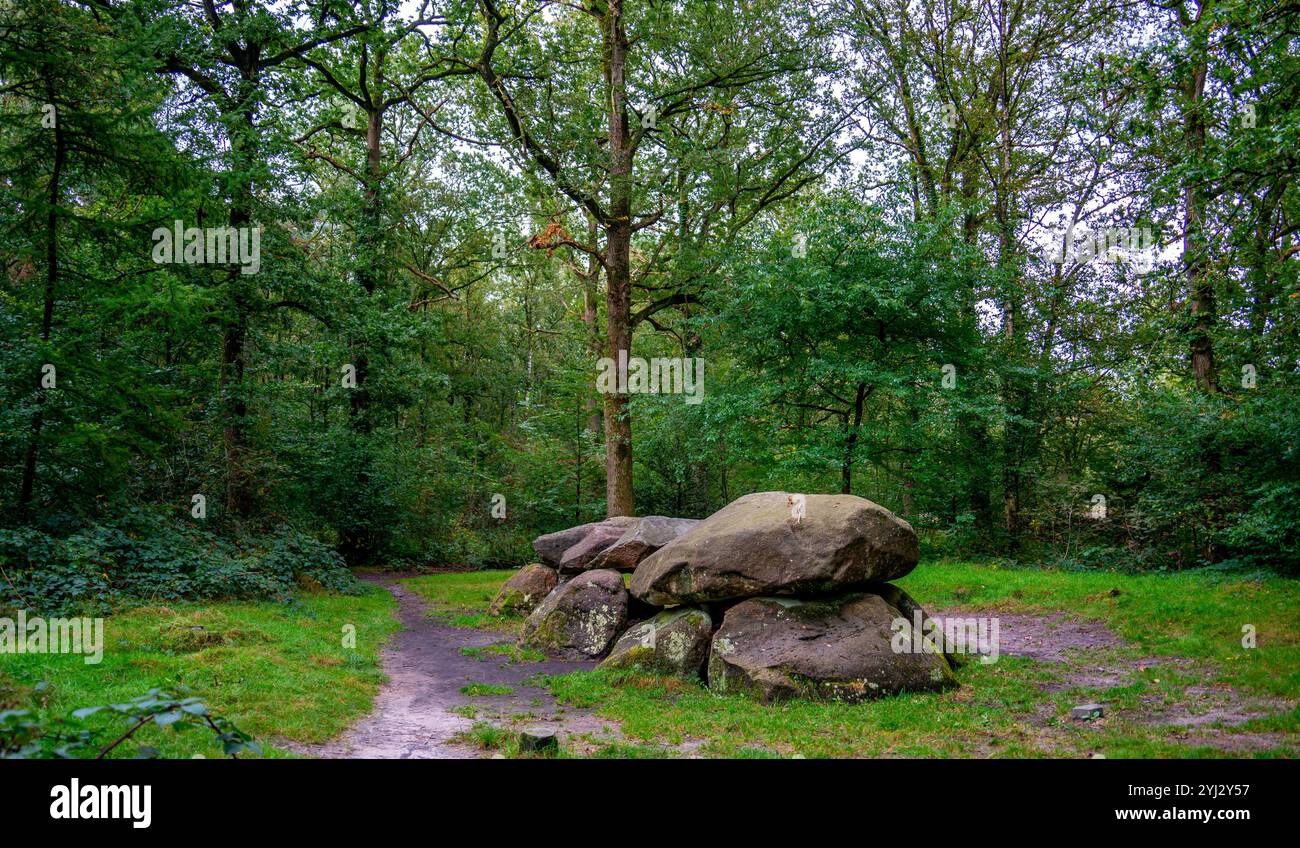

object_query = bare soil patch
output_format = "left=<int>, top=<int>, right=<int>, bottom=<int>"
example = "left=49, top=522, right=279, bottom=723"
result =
left=935, top=607, right=1295, bottom=754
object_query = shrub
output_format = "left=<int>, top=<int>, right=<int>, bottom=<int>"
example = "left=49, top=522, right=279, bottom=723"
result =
left=0, top=512, right=360, bottom=615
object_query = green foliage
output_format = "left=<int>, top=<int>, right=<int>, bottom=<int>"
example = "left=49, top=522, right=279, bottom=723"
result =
left=0, top=0, right=1296, bottom=588
left=1, top=687, right=257, bottom=759
left=0, top=515, right=359, bottom=615
left=1110, top=389, right=1300, bottom=572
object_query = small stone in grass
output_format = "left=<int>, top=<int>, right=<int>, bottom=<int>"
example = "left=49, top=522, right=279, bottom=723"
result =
left=1072, top=704, right=1105, bottom=721
left=519, top=727, right=557, bottom=754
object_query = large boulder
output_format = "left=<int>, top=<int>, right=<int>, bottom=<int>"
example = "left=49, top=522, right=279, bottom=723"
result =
left=630, top=492, right=918, bottom=606
left=519, top=569, right=628, bottom=659
left=531, top=516, right=638, bottom=568
left=589, top=516, right=700, bottom=572
left=707, top=593, right=955, bottom=703
left=558, top=519, right=640, bottom=573
left=488, top=564, right=558, bottom=617
left=872, top=582, right=961, bottom=668
left=599, top=607, right=713, bottom=678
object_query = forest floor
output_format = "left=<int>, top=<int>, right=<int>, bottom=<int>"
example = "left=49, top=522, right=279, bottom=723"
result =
left=402, top=562, right=1300, bottom=758
left=5, top=561, right=1296, bottom=758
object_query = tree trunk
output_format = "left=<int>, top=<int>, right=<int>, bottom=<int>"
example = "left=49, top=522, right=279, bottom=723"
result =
left=901, top=402, right=918, bottom=517
left=580, top=216, right=603, bottom=433
left=994, top=19, right=1026, bottom=552
left=840, top=382, right=868, bottom=494
left=221, top=75, right=259, bottom=519
left=18, top=99, right=64, bottom=513
left=602, top=0, right=634, bottom=517
left=1183, top=47, right=1216, bottom=393
left=348, top=106, right=385, bottom=433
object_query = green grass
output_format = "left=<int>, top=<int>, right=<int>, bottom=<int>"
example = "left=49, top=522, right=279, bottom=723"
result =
left=543, top=659, right=1060, bottom=758
left=460, top=682, right=514, bottom=697
left=580, top=739, right=678, bottom=759
left=423, top=560, right=1300, bottom=759
left=459, top=644, right=545, bottom=664
left=0, top=587, right=400, bottom=758
left=459, top=720, right=517, bottom=753
left=400, top=570, right=525, bottom=632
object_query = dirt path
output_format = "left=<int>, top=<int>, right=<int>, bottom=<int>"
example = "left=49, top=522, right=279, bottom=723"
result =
left=290, top=576, right=613, bottom=759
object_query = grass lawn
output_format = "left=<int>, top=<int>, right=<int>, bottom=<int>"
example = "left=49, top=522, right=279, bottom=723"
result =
left=0, top=587, right=399, bottom=758
left=414, top=561, right=1300, bottom=759
left=402, top=569, right=527, bottom=632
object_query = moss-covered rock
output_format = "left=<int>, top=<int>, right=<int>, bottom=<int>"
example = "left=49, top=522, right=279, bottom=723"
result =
left=600, top=606, right=713, bottom=677
left=519, top=569, right=628, bottom=659
left=488, top=563, right=558, bottom=617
